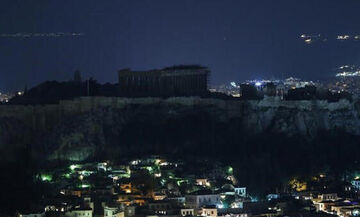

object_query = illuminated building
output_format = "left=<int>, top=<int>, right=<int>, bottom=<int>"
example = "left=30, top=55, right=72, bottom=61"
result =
left=330, top=203, right=360, bottom=216
left=0, top=91, right=17, bottom=103
left=117, top=193, right=144, bottom=206
left=351, top=179, right=360, bottom=190
left=196, top=178, right=211, bottom=187
left=153, top=192, right=167, bottom=201
left=234, top=187, right=246, bottom=197
left=65, top=208, right=93, bottom=217
left=200, top=206, right=217, bottom=217
left=311, top=193, right=340, bottom=213
left=181, top=208, right=195, bottom=216
left=148, top=200, right=177, bottom=215
left=104, top=205, right=124, bottom=217
left=335, top=65, right=360, bottom=77
left=266, top=194, right=280, bottom=201
left=217, top=208, right=249, bottom=217
left=336, top=71, right=360, bottom=77
left=120, top=183, right=132, bottom=193
left=185, top=192, right=221, bottom=209
left=318, top=193, right=338, bottom=201
left=209, top=82, right=240, bottom=97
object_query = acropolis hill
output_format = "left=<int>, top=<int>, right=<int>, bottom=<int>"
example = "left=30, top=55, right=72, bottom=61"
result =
left=0, top=96, right=360, bottom=161
left=1, top=96, right=359, bottom=134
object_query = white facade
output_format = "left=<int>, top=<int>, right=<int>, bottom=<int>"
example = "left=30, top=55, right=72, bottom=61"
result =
left=168, top=196, right=185, bottom=204
left=219, top=214, right=248, bottom=217
left=200, top=207, right=217, bottom=217
left=234, top=188, right=246, bottom=197
left=181, top=208, right=195, bottom=216
left=65, top=209, right=93, bottom=217
left=318, top=193, right=338, bottom=201
left=352, top=180, right=360, bottom=190
left=104, top=206, right=124, bottom=217
left=185, top=194, right=220, bottom=209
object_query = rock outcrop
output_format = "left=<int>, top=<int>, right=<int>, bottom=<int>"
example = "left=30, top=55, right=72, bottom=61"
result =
left=1, top=96, right=360, bottom=161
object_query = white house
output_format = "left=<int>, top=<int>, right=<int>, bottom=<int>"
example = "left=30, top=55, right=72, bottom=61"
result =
left=185, top=193, right=220, bottom=209
left=65, top=208, right=93, bottom=217
left=180, top=208, right=195, bottom=216
left=200, top=206, right=217, bottom=217
left=352, top=180, right=360, bottom=190
left=104, top=206, right=124, bottom=217
left=318, top=193, right=338, bottom=201
left=234, top=187, right=246, bottom=197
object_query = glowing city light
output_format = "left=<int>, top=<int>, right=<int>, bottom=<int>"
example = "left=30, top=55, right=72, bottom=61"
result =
left=337, top=35, right=350, bottom=40
left=336, top=71, right=360, bottom=77
left=230, top=82, right=238, bottom=88
left=70, top=164, right=79, bottom=170
left=0, top=32, right=84, bottom=38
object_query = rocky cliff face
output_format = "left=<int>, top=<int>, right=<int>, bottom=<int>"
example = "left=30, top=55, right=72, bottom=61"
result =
left=242, top=98, right=360, bottom=136
left=0, top=96, right=360, bottom=161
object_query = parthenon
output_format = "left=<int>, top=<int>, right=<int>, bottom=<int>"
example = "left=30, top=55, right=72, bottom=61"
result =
left=118, top=65, right=209, bottom=96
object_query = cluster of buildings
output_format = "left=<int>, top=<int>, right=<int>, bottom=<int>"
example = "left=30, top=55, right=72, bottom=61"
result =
left=275, top=173, right=360, bottom=217
left=211, top=75, right=358, bottom=101
left=327, top=77, right=360, bottom=96
left=211, top=78, right=324, bottom=100
left=326, top=65, right=360, bottom=95
left=209, top=82, right=241, bottom=98
left=17, top=160, right=360, bottom=217
left=0, top=91, right=22, bottom=103
left=335, top=65, right=360, bottom=78
left=22, top=156, right=278, bottom=217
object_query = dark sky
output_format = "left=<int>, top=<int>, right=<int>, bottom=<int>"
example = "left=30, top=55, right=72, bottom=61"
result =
left=1, top=0, right=360, bottom=91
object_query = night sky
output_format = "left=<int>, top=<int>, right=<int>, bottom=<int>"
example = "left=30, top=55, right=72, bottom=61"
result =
left=1, top=0, right=360, bottom=91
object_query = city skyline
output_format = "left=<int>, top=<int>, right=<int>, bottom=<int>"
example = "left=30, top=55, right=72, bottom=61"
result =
left=3, top=2, right=360, bottom=216
left=1, top=0, right=360, bottom=91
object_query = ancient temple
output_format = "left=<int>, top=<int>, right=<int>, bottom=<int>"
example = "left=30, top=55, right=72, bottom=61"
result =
left=118, top=65, right=209, bottom=96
